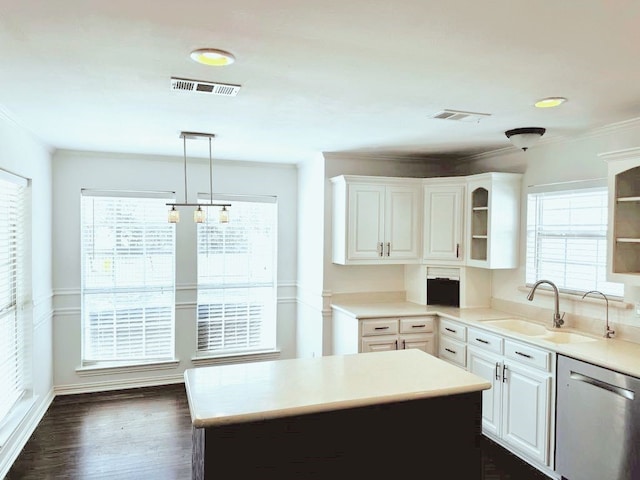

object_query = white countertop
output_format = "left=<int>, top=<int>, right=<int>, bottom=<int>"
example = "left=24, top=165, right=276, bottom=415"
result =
left=184, top=349, right=491, bottom=428
left=331, top=301, right=640, bottom=379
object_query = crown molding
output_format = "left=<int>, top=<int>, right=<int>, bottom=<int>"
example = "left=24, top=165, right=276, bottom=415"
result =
left=462, top=117, right=640, bottom=163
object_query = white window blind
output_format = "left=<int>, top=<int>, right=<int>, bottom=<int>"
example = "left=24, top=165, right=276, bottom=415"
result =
left=81, top=191, right=176, bottom=365
left=0, top=171, right=27, bottom=425
left=526, top=186, right=624, bottom=298
left=196, top=196, right=277, bottom=356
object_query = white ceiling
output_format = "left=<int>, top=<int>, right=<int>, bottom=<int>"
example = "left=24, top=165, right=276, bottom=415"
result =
left=1, top=0, right=640, bottom=164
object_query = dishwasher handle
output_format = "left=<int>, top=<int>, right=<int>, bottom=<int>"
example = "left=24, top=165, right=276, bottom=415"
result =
left=570, top=371, right=635, bottom=401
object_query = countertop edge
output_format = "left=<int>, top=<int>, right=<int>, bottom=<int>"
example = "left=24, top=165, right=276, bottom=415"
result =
left=190, top=381, right=491, bottom=428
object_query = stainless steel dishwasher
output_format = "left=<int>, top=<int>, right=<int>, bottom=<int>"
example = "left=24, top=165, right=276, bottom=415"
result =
left=556, top=355, right=640, bottom=480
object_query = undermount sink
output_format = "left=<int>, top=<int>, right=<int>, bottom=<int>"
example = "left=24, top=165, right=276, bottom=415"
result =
left=537, top=332, right=598, bottom=344
left=483, top=319, right=547, bottom=336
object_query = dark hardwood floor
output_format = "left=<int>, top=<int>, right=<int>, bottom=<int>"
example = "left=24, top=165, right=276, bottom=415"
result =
left=7, top=384, right=551, bottom=479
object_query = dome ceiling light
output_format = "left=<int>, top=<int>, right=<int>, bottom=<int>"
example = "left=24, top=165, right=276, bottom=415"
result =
left=190, top=48, right=235, bottom=67
left=534, top=97, right=567, bottom=108
left=505, top=127, right=546, bottom=151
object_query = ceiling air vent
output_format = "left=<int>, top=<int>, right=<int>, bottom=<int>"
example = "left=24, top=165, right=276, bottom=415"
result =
left=170, top=77, right=241, bottom=97
left=430, top=109, right=491, bottom=122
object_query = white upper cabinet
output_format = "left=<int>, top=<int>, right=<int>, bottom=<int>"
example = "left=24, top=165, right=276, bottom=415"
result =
left=331, top=175, right=421, bottom=265
left=465, top=172, right=522, bottom=269
left=423, top=179, right=465, bottom=264
left=600, top=147, right=640, bottom=284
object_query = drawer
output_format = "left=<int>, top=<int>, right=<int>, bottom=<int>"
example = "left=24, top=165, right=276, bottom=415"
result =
left=439, top=318, right=466, bottom=342
left=400, top=316, right=434, bottom=334
left=504, top=339, right=551, bottom=372
left=361, top=318, right=399, bottom=336
left=439, top=337, right=466, bottom=368
left=467, top=327, right=503, bottom=354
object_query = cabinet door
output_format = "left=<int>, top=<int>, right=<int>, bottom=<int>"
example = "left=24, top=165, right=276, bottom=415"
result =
left=385, top=185, right=420, bottom=260
left=347, top=183, right=385, bottom=260
left=361, top=335, right=398, bottom=353
left=467, top=347, right=502, bottom=437
left=423, top=184, right=464, bottom=263
left=399, top=333, right=434, bottom=355
left=501, top=361, right=551, bottom=465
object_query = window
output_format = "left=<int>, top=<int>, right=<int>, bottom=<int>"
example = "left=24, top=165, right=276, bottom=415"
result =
left=81, top=191, right=176, bottom=366
left=0, top=170, right=28, bottom=426
left=526, top=185, right=624, bottom=298
left=196, top=196, right=277, bottom=357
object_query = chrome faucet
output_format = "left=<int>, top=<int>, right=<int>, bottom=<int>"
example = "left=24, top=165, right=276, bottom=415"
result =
left=527, top=279, right=565, bottom=328
left=581, top=290, right=615, bottom=338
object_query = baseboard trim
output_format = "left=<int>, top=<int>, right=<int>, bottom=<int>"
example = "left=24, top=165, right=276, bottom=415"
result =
left=0, top=389, right=55, bottom=480
left=54, top=374, right=185, bottom=396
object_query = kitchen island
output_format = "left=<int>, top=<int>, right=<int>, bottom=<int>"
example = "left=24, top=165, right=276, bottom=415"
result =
left=184, top=349, right=490, bottom=479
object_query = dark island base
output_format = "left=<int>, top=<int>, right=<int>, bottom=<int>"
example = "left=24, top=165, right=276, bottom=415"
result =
left=193, top=391, right=482, bottom=479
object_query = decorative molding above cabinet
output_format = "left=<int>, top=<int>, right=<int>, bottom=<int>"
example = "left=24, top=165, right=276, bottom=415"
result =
left=600, top=147, right=640, bottom=284
left=331, top=175, right=422, bottom=265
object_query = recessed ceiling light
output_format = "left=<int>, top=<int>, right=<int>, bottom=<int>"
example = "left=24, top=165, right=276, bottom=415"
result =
left=534, top=97, right=567, bottom=108
left=190, top=48, right=235, bottom=67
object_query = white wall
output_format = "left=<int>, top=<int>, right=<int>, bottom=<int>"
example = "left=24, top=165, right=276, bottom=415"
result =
left=0, top=114, right=53, bottom=478
left=52, top=150, right=298, bottom=391
left=296, top=155, right=326, bottom=357
left=465, top=120, right=640, bottom=331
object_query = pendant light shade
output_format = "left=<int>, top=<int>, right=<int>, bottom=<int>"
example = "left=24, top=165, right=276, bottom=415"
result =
left=166, top=132, right=230, bottom=223
left=505, top=127, right=546, bottom=151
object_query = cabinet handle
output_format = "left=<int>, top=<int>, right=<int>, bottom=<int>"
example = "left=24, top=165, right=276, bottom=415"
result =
left=395, top=339, right=398, bottom=350
left=445, top=327, right=456, bottom=333
left=412, top=324, right=426, bottom=329
left=515, top=351, right=532, bottom=359
left=386, top=242, right=391, bottom=256
left=445, top=348, right=456, bottom=354
left=378, top=242, right=384, bottom=257
left=502, top=365, right=508, bottom=383
left=402, top=339, right=406, bottom=349
left=374, top=326, right=389, bottom=330
left=495, top=362, right=501, bottom=381
left=456, top=243, right=460, bottom=258
left=476, top=338, right=489, bottom=344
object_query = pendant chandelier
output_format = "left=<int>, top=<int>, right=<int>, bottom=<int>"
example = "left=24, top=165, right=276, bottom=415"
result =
left=167, top=131, right=230, bottom=224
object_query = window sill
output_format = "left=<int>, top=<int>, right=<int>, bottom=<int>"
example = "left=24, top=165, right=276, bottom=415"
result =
left=191, top=349, right=281, bottom=367
left=517, top=286, right=632, bottom=310
left=76, top=359, right=181, bottom=376
left=0, top=395, right=36, bottom=448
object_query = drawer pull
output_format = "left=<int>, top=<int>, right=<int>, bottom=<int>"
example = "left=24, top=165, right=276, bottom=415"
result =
left=445, top=327, right=457, bottom=333
left=374, top=326, right=390, bottom=330
left=515, top=351, right=532, bottom=359
left=412, top=324, right=426, bottom=328
left=445, top=348, right=456, bottom=354
left=476, top=338, right=489, bottom=344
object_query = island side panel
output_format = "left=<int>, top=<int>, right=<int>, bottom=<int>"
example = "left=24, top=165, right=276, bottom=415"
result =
left=195, top=392, right=482, bottom=479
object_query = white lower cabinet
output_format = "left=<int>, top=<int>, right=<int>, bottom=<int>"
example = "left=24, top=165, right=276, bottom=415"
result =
left=331, top=311, right=435, bottom=355
left=466, top=329, right=554, bottom=469
left=438, top=318, right=467, bottom=368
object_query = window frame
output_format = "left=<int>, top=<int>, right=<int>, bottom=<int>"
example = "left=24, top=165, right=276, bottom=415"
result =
left=80, top=190, right=177, bottom=368
left=0, top=168, right=30, bottom=432
left=525, top=180, right=624, bottom=299
left=195, top=194, right=278, bottom=359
